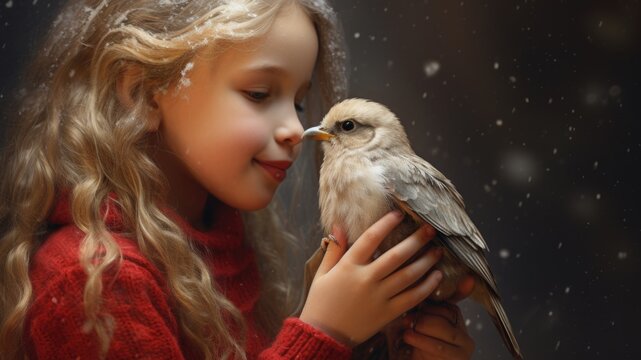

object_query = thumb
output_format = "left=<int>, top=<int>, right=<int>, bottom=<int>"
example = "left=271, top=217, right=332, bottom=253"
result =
left=315, top=225, right=348, bottom=276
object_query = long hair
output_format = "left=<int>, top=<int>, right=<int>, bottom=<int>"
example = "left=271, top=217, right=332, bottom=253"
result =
left=0, top=0, right=347, bottom=359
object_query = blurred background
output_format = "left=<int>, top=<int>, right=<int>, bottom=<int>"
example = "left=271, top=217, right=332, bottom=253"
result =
left=1, top=0, right=640, bottom=359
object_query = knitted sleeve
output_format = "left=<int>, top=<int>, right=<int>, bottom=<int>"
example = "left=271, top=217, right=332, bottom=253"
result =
left=27, top=259, right=186, bottom=359
left=259, top=318, right=352, bottom=360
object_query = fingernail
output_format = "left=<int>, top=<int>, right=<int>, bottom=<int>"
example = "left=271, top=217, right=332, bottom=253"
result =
left=320, top=237, right=330, bottom=252
left=392, top=210, right=403, bottom=218
left=327, top=234, right=339, bottom=246
left=433, top=270, right=443, bottom=281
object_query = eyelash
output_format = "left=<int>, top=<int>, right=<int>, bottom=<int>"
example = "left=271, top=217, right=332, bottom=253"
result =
left=244, top=91, right=305, bottom=113
left=245, top=91, right=269, bottom=102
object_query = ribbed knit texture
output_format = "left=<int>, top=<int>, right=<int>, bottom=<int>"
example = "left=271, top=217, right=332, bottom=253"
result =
left=25, top=195, right=351, bottom=359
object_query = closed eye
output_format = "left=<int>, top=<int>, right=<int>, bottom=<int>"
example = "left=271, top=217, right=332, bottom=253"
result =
left=244, top=91, right=270, bottom=102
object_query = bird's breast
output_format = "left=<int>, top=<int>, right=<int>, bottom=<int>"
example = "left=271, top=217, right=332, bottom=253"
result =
left=319, top=155, right=391, bottom=244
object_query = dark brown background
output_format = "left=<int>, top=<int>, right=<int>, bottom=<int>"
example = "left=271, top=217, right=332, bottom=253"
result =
left=1, top=0, right=640, bottom=359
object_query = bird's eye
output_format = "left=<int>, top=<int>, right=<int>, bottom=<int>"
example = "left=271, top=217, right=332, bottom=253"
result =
left=341, top=120, right=355, bottom=131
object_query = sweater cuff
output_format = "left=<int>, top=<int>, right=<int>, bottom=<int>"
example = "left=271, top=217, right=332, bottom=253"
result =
left=271, top=317, right=351, bottom=359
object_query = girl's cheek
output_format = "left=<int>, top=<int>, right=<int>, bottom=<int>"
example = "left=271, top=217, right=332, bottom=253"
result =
left=233, top=119, right=272, bottom=150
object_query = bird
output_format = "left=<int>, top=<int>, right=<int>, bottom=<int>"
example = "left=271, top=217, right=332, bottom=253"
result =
left=302, top=98, right=523, bottom=359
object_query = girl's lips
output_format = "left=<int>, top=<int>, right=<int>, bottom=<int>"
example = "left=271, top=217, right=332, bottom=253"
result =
left=255, top=160, right=292, bottom=182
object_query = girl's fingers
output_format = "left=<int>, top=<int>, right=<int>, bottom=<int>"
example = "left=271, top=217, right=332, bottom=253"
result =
left=346, top=211, right=404, bottom=264
left=412, top=312, right=469, bottom=347
left=389, top=269, right=443, bottom=313
left=315, top=225, right=348, bottom=276
left=381, top=248, right=442, bottom=297
left=371, top=225, right=437, bottom=279
left=403, top=304, right=474, bottom=359
left=418, top=303, right=461, bottom=328
left=403, top=329, right=468, bottom=360
left=447, top=275, right=475, bottom=304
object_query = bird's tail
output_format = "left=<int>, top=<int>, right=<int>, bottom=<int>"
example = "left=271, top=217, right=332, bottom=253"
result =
left=480, top=291, right=524, bottom=359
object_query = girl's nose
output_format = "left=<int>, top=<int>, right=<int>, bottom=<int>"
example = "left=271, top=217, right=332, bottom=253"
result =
left=275, top=109, right=304, bottom=146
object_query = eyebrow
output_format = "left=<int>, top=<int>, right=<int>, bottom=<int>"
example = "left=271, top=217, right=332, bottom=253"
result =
left=245, top=64, right=287, bottom=75
left=243, top=64, right=312, bottom=90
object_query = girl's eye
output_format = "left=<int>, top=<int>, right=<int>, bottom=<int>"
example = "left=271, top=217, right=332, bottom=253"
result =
left=295, top=102, right=305, bottom=113
left=245, top=91, right=269, bottom=102
left=340, top=120, right=355, bottom=131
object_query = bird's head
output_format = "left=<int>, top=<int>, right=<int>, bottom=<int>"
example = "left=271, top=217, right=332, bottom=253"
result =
left=302, top=98, right=410, bottom=153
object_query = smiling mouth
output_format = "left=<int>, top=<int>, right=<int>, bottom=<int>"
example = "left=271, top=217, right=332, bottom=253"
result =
left=255, top=160, right=292, bottom=182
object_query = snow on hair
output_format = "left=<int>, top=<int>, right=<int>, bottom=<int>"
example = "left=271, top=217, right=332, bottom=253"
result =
left=0, top=0, right=347, bottom=359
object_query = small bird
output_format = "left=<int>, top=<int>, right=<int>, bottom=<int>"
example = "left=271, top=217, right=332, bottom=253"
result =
left=302, top=98, right=522, bottom=359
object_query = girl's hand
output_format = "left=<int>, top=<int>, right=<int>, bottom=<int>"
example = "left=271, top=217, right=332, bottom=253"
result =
left=299, top=211, right=443, bottom=347
left=402, top=277, right=476, bottom=360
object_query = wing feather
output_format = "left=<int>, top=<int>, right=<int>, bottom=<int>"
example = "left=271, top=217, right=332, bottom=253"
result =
left=384, top=154, right=499, bottom=293
left=444, top=235, right=499, bottom=294
left=385, top=154, right=487, bottom=250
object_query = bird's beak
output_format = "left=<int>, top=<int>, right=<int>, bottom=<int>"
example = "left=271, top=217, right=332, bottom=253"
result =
left=302, top=126, right=334, bottom=141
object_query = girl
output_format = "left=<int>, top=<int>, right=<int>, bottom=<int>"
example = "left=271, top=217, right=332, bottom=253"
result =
left=0, top=0, right=474, bottom=359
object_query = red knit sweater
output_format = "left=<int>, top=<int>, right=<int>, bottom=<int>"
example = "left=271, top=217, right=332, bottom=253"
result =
left=25, top=196, right=351, bottom=359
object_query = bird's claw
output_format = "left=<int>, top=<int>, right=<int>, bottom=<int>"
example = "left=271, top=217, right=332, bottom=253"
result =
left=320, top=234, right=339, bottom=252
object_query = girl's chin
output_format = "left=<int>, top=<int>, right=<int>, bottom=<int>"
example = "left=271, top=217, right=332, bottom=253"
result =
left=225, top=192, right=275, bottom=212
left=207, top=178, right=278, bottom=211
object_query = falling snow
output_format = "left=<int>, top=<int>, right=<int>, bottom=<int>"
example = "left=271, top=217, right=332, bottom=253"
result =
left=423, top=61, right=441, bottom=77
left=1, top=1, right=639, bottom=359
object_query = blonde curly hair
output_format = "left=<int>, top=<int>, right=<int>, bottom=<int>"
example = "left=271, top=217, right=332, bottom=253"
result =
left=0, top=0, right=347, bottom=359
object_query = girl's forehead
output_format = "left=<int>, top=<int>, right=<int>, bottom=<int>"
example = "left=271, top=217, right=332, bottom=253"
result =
left=206, top=3, right=319, bottom=80
left=202, top=2, right=317, bottom=50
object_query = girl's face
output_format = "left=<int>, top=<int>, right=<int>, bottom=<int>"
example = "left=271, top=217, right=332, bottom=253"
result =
left=154, top=3, right=317, bottom=219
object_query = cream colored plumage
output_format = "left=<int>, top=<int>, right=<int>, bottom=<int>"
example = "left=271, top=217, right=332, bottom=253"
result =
left=303, top=98, right=523, bottom=359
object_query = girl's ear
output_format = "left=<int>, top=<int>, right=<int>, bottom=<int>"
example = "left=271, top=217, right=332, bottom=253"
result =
left=117, top=65, right=161, bottom=132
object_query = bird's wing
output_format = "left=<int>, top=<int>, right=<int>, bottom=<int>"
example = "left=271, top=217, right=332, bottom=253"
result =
left=384, top=154, right=486, bottom=247
left=384, top=154, right=500, bottom=294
